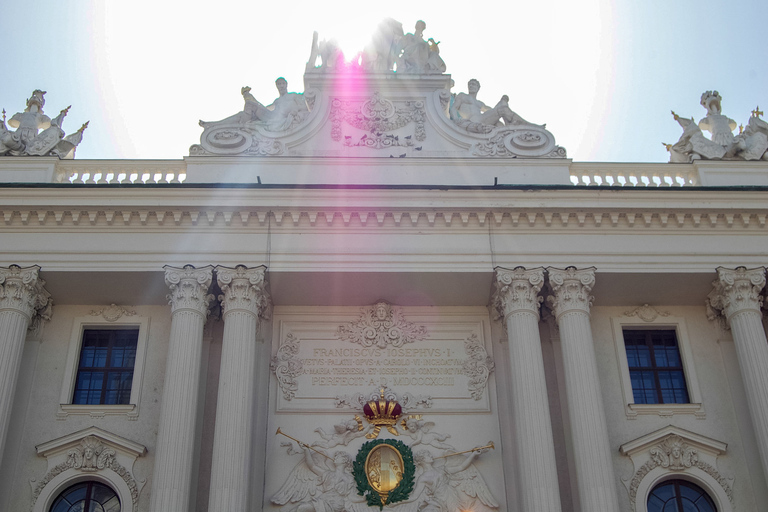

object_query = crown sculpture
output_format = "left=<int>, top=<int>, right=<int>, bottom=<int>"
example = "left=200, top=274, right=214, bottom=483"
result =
left=0, top=90, right=88, bottom=159
left=666, top=90, right=768, bottom=163
left=363, top=389, right=403, bottom=439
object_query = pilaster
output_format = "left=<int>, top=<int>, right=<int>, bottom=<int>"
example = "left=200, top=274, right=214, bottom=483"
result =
left=150, top=265, right=214, bottom=512
left=492, top=267, right=562, bottom=512
left=0, top=265, right=51, bottom=464
left=208, top=265, right=271, bottom=511
left=708, top=266, right=768, bottom=486
left=546, top=266, right=620, bottom=511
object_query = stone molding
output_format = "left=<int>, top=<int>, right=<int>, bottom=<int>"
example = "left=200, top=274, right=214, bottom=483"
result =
left=215, top=264, right=271, bottom=320
left=620, top=426, right=731, bottom=509
left=707, top=266, right=766, bottom=321
left=336, top=301, right=428, bottom=349
left=0, top=265, right=52, bottom=322
left=89, top=304, right=137, bottom=322
left=491, top=266, right=545, bottom=320
left=164, top=264, right=215, bottom=317
left=32, top=427, right=146, bottom=511
left=546, top=266, right=596, bottom=319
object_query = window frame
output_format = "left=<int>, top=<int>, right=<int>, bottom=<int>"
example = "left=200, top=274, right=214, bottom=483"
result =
left=59, top=316, right=149, bottom=419
left=610, top=315, right=704, bottom=419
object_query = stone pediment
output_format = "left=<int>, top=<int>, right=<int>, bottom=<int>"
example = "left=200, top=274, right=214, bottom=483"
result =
left=32, top=427, right=146, bottom=511
left=190, top=19, right=565, bottom=160
left=619, top=426, right=732, bottom=510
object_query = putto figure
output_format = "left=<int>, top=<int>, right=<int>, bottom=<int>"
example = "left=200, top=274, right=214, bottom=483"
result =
left=0, top=90, right=88, bottom=158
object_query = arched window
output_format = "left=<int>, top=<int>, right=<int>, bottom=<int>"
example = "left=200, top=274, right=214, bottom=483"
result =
left=647, top=479, right=716, bottom=512
left=50, top=481, right=121, bottom=512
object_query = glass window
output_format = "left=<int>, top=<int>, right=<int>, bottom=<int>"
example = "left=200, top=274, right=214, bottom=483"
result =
left=73, top=329, right=139, bottom=405
left=623, top=329, right=689, bottom=404
left=647, top=479, right=716, bottom=512
left=50, top=481, right=121, bottom=512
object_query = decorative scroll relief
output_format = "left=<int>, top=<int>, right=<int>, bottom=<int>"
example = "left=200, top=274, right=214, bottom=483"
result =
left=271, top=310, right=494, bottom=413
left=330, top=92, right=426, bottom=149
left=472, top=127, right=566, bottom=158
left=32, top=428, right=146, bottom=511
left=622, top=304, right=671, bottom=323
left=89, top=304, right=137, bottom=322
left=336, top=386, right=433, bottom=412
left=619, top=427, right=732, bottom=509
left=337, top=301, right=428, bottom=349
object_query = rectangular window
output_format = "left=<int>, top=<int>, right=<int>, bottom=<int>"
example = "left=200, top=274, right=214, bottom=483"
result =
left=72, top=328, right=139, bottom=405
left=623, top=329, right=689, bottom=404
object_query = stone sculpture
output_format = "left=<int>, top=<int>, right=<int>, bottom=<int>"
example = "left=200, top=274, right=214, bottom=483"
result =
left=361, top=18, right=405, bottom=72
left=450, top=79, right=539, bottom=134
left=200, top=78, right=312, bottom=134
left=395, top=20, right=445, bottom=74
left=667, top=91, right=768, bottom=162
left=398, top=448, right=499, bottom=512
left=313, top=416, right=372, bottom=448
left=400, top=416, right=455, bottom=451
left=0, top=90, right=88, bottom=158
left=271, top=443, right=368, bottom=512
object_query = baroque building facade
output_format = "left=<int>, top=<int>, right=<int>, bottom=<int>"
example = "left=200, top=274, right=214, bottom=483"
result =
left=1, top=19, right=768, bottom=512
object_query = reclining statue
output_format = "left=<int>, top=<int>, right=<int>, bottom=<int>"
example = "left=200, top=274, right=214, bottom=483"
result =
left=450, top=79, right=539, bottom=134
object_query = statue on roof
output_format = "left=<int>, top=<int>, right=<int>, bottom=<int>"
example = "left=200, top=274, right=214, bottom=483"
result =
left=450, top=79, right=540, bottom=134
left=395, top=20, right=445, bottom=74
left=667, top=91, right=768, bottom=162
left=0, top=90, right=88, bottom=159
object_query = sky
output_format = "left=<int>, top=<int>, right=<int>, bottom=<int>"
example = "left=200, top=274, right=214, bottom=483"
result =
left=1, top=0, right=766, bottom=163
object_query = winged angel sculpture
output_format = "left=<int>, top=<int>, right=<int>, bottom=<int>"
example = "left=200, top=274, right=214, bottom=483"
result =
left=272, top=443, right=370, bottom=512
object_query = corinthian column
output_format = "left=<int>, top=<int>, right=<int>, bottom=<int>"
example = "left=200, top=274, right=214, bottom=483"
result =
left=492, top=267, right=562, bottom=512
left=0, top=265, right=51, bottom=464
left=150, top=265, right=214, bottom=512
left=546, top=267, right=619, bottom=511
left=708, top=266, right=768, bottom=485
left=208, top=265, right=271, bottom=511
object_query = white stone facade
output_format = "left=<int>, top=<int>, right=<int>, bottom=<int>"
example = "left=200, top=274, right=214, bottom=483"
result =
left=2, top=22, right=768, bottom=512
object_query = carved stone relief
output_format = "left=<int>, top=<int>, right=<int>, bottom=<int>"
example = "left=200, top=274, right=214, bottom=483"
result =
left=89, top=304, right=137, bottom=322
left=32, top=430, right=146, bottom=510
left=621, top=304, right=671, bottom=323
left=330, top=93, right=426, bottom=149
left=270, top=332, right=302, bottom=400
left=335, top=386, right=432, bottom=412
left=462, top=333, right=495, bottom=400
left=620, top=427, right=732, bottom=508
left=336, top=301, right=428, bottom=349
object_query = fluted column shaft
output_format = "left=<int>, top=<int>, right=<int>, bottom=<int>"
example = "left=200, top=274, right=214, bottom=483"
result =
left=708, top=266, right=768, bottom=485
left=547, top=267, right=619, bottom=511
left=0, top=265, right=51, bottom=464
left=208, top=265, right=271, bottom=511
left=492, top=267, right=562, bottom=512
left=150, top=265, right=213, bottom=512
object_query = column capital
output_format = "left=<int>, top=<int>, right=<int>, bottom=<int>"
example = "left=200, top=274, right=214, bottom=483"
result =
left=492, top=267, right=545, bottom=319
left=215, top=265, right=272, bottom=320
left=164, top=265, right=215, bottom=317
left=546, top=266, right=596, bottom=319
left=0, top=265, right=52, bottom=322
left=707, top=266, right=766, bottom=321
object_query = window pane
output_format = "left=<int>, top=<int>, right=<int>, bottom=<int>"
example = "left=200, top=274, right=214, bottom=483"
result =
left=72, top=329, right=139, bottom=405
left=624, top=329, right=690, bottom=405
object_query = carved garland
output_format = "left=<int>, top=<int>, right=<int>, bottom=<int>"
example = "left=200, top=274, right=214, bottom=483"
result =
left=353, top=439, right=415, bottom=510
left=336, top=387, right=433, bottom=411
left=270, top=332, right=303, bottom=400
left=31, top=436, right=140, bottom=508
left=89, top=304, right=137, bottom=322
left=627, top=435, right=732, bottom=506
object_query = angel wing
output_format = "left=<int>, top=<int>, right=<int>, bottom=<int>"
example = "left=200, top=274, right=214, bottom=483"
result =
left=270, top=453, right=325, bottom=506
left=421, top=421, right=436, bottom=432
left=448, top=463, right=499, bottom=510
